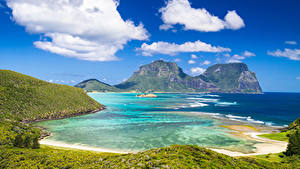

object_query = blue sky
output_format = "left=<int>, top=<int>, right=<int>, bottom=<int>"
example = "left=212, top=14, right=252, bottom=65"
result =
left=1, top=0, right=300, bottom=92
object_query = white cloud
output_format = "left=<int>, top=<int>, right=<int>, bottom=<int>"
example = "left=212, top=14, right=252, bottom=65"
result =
left=268, top=48, right=300, bottom=61
left=191, top=54, right=198, bottom=59
left=6, top=0, right=148, bottom=61
left=159, top=0, right=245, bottom=32
left=227, top=58, right=242, bottom=63
left=174, top=58, right=181, bottom=62
left=227, top=50, right=255, bottom=63
left=224, top=10, right=245, bottom=30
left=243, top=51, right=256, bottom=57
left=285, top=41, right=297, bottom=45
left=202, top=60, right=211, bottom=65
left=159, top=24, right=173, bottom=30
left=191, top=67, right=206, bottom=75
left=296, top=77, right=300, bottom=80
left=138, top=40, right=231, bottom=56
left=188, top=60, right=196, bottom=64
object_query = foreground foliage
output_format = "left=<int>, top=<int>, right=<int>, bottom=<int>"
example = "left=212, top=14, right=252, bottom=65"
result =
left=1, top=145, right=299, bottom=169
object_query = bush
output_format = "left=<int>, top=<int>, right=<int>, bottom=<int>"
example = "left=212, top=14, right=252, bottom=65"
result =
left=286, top=129, right=300, bottom=156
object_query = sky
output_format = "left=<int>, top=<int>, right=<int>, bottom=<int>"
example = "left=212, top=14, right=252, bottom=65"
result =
left=0, top=0, right=300, bottom=92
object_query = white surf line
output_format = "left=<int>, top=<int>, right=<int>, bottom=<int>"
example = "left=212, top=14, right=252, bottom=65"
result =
left=40, top=139, right=130, bottom=154
left=211, top=132, right=288, bottom=157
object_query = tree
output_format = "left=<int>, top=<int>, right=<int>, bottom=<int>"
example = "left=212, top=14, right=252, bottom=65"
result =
left=286, top=129, right=300, bottom=156
left=32, top=137, right=40, bottom=149
left=24, top=135, right=31, bottom=148
left=14, top=135, right=24, bottom=147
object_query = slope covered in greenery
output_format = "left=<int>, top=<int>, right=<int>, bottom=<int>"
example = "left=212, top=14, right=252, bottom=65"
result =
left=203, top=63, right=262, bottom=93
left=0, top=70, right=102, bottom=122
left=1, top=145, right=299, bottom=168
left=75, top=79, right=121, bottom=92
left=0, top=70, right=103, bottom=148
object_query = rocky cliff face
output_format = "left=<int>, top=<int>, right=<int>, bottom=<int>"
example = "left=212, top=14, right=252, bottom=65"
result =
left=77, top=60, right=262, bottom=94
left=203, top=63, right=262, bottom=93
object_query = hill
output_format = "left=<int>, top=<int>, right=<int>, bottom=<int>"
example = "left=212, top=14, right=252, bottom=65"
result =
left=0, top=70, right=103, bottom=148
left=113, top=60, right=261, bottom=93
left=0, top=70, right=103, bottom=122
left=75, top=79, right=120, bottom=92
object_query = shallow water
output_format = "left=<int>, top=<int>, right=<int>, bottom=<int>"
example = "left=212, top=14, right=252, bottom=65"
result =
left=37, top=92, right=300, bottom=152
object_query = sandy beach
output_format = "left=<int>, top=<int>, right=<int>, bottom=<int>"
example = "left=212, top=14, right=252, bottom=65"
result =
left=39, top=125, right=288, bottom=157
left=39, top=139, right=129, bottom=154
left=211, top=125, right=288, bottom=156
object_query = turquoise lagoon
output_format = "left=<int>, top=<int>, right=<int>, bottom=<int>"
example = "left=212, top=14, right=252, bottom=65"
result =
left=37, top=93, right=300, bottom=153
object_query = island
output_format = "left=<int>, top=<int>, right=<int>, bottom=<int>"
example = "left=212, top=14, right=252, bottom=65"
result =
left=136, top=93, right=158, bottom=98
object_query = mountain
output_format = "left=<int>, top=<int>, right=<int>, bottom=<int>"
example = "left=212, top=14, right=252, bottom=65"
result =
left=202, top=63, right=262, bottom=93
left=75, top=79, right=120, bottom=92
left=115, top=60, right=218, bottom=92
left=115, top=60, right=262, bottom=93
left=76, top=60, right=262, bottom=94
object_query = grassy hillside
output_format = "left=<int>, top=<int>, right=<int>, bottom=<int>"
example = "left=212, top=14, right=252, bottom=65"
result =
left=75, top=79, right=121, bottom=92
left=1, top=145, right=299, bottom=168
left=0, top=70, right=103, bottom=148
left=0, top=70, right=102, bottom=122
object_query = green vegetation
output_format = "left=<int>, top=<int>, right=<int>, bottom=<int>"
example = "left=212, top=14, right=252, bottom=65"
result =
left=286, top=129, right=300, bottom=155
left=259, top=118, right=300, bottom=143
left=0, top=70, right=102, bottom=122
left=285, top=118, right=300, bottom=156
left=259, top=132, right=289, bottom=142
left=203, top=63, right=262, bottom=93
left=75, top=79, right=121, bottom=92
left=1, top=145, right=299, bottom=169
left=0, top=70, right=102, bottom=149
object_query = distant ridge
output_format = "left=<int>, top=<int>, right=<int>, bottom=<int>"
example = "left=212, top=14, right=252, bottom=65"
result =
left=75, top=79, right=120, bottom=92
left=76, top=60, right=262, bottom=94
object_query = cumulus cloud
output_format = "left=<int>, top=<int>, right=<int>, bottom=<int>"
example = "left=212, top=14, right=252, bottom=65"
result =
left=268, top=48, right=300, bottom=61
left=159, top=0, right=245, bottom=32
left=188, top=60, right=196, bottom=64
left=191, top=54, right=198, bottom=59
left=227, top=50, right=255, bottom=63
left=202, top=60, right=211, bottom=65
left=191, top=67, right=206, bottom=75
left=6, top=0, right=148, bottom=61
left=138, top=40, right=231, bottom=56
left=285, top=41, right=297, bottom=45
left=174, top=58, right=181, bottom=62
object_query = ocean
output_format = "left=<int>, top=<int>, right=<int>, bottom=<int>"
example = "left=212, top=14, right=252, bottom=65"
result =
left=37, top=92, right=300, bottom=153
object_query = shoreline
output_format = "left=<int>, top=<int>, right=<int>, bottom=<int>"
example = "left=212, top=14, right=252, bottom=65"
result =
left=211, top=132, right=288, bottom=157
left=39, top=139, right=130, bottom=154
left=39, top=131, right=287, bottom=157
left=39, top=125, right=288, bottom=157
left=27, top=106, right=106, bottom=124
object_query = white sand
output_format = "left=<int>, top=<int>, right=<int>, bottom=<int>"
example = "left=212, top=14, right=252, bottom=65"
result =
left=211, top=132, right=288, bottom=157
left=40, top=139, right=129, bottom=154
left=40, top=132, right=287, bottom=157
